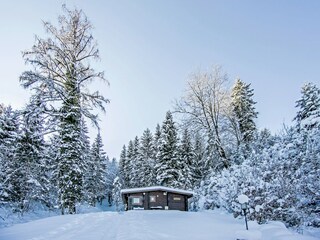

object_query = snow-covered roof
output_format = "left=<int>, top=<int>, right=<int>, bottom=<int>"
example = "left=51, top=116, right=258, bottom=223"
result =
left=120, top=186, right=194, bottom=197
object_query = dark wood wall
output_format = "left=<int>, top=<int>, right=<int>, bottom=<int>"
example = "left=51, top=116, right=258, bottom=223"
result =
left=124, top=191, right=189, bottom=211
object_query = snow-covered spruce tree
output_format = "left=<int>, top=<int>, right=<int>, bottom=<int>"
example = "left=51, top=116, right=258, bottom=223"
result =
left=230, top=78, right=258, bottom=146
left=178, top=128, right=194, bottom=190
left=297, top=126, right=320, bottom=227
left=190, top=133, right=206, bottom=188
left=140, top=128, right=156, bottom=186
left=155, top=111, right=182, bottom=188
left=125, top=140, right=134, bottom=188
left=130, top=136, right=143, bottom=188
left=15, top=100, right=49, bottom=212
left=118, top=145, right=129, bottom=188
left=46, top=134, right=61, bottom=209
left=105, top=158, right=118, bottom=206
left=20, top=7, right=108, bottom=214
left=0, top=106, right=20, bottom=210
left=58, top=101, right=85, bottom=214
left=112, top=177, right=123, bottom=212
left=292, top=84, right=320, bottom=226
left=85, top=132, right=107, bottom=206
left=294, top=82, right=320, bottom=131
left=80, top=118, right=91, bottom=204
left=152, top=124, right=161, bottom=173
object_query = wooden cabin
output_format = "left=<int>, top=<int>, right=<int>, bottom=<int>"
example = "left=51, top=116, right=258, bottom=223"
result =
left=120, top=186, right=193, bottom=211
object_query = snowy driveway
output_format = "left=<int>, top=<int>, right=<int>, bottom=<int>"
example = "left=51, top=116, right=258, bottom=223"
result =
left=0, top=211, right=318, bottom=240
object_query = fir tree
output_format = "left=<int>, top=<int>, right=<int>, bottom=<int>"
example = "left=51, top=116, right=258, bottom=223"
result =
left=112, top=177, right=123, bottom=212
left=130, top=136, right=142, bottom=187
left=231, top=78, right=258, bottom=145
left=119, top=145, right=129, bottom=188
left=15, top=103, right=48, bottom=212
left=153, top=124, right=161, bottom=181
left=85, top=132, right=107, bottom=206
left=126, top=140, right=134, bottom=188
left=178, top=128, right=194, bottom=189
left=105, top=158, right=118, bottom=206
left=0, top=106, right=20, bottom=210
left=46, top=135, right=61, bottom=209
left=155, top=111, right=181, bottom=188
left=140, top=128, right=156, bottom=186
left=294, top=82, right=320, bottom=130
left=58, top=105, right=84, bottom=213
left=191, top=133, right=206, bottom=187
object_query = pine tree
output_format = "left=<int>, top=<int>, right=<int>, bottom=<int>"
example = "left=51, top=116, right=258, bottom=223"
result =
left=231, top=78, right=258, bottom=145
left=58, top=106, right=84, bottom=213
left=294, top=82, right=320, bottom=130
left=85, top=132, right=107, bottom=206
left=140, top=129, right=156, bottom=186
left=105, top=158, right=118, bottom=206
left=178, top=129, right=194, bottom=189
left=15, top=102, right=48, bottom=212
left=130, top=136, right=142, bottom=187
left=0, top=106, right=20, bottom=209
left=80, top=119, right=91, bottom=177
left=119, top=145, right=129, bottom=188
left=112, top=177, right=123, bottom=212
left=155, top=111, right=181, bottom=188
left=126, top=140, right=134, bottom=188
left=191, top=133, right=206, bottom=187
left=20, top=6, right=108, bottom=214
left=46, top=135, right=61, bottom=209
left=153, top=124, right=161, bottom=182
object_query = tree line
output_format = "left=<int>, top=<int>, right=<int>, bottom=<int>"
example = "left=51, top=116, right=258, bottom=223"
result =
left=119, top=66, right=259, bottom=191
left=118, top=66, right=320, bottom=228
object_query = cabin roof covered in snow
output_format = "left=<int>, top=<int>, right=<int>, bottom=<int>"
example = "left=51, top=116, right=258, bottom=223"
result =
left=120, top=186, right=194, bottom=197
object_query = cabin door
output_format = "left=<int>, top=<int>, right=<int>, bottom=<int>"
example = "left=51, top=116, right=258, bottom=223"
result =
left=168, top=194, right=185, bottom=211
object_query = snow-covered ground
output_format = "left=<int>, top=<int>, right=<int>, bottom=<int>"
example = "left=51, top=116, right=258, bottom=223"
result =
left=0, top=210, right=319, bottom=240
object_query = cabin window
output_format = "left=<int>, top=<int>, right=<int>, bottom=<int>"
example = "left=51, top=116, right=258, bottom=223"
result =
left=132, top=197, right=142, bottom=205
left=150, top=196, right=156, bottom=202
left=173, top=197, right=181, bottom=201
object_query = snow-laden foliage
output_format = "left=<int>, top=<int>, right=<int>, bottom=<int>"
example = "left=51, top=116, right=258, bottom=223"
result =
left=175, top=66, right=231, bottom=169
left=0, top=107, right=20, bottom=211
left=119, top=112, right=204, bottom=191
left=194, top=83, right=320, bottom=227
left=155, top=111, right=182, bottom=188
left=178, top=128, right=194, bottom=189
left=140, top=129, right=156, bottom=186
left=112, top=177, right=123, bottom=212
left=105, top=158, right=118, bottom=206
left=294, top=82, right=320, bottom=130
left=230, top=78, right=258, bottom=145
left=118, top=81, right=319, bottom=229
left=84, top=132, right=107, bottom=206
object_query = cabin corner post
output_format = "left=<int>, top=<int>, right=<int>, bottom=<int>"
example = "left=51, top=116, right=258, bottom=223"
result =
left=166, top=192, right=169, bottom=210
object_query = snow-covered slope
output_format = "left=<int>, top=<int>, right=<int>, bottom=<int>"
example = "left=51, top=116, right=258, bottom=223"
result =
left=0, top=211, right=318, bottom=240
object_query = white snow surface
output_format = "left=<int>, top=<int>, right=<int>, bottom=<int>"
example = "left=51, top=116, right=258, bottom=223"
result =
left=0, top=210, right=318, bottom=240
left=120, top=186, right=194, bottom=196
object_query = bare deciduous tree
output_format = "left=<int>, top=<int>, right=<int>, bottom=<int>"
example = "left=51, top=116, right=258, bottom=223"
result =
left=175, top=65, right=231, bottom=169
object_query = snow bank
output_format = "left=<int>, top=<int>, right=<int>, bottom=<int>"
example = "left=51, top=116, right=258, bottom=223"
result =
left=0, top=210, right=318, bottom=240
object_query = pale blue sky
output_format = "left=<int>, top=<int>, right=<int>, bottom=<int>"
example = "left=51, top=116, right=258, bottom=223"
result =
left=0, top=1, right=319, bottom=159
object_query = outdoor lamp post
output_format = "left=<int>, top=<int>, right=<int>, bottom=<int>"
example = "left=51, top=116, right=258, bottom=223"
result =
left=241, top=202, right=249, bottom=230
left=238, top=194, right=249, bottom=230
